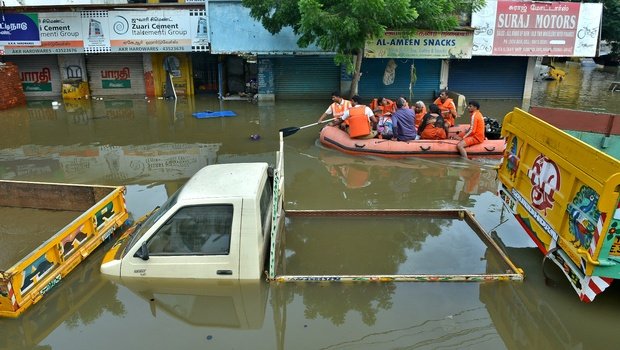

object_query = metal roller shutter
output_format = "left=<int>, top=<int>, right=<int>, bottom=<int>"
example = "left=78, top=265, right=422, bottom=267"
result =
left=273, top=56, right=340, bottom=99
left=86, top=54, right=146, bottom=97
left=9, top=55, right=62, bottom=97
left=358, top=58, right=441, bottom=102
left=448, top=56, right=528, bottom=99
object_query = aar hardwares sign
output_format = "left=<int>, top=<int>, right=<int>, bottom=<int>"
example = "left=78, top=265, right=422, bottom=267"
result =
left=364, top=31, right=473, bottom=59
left=472, top=0, right=603, bottom=57
left=0, top=13, right=40, bottom=46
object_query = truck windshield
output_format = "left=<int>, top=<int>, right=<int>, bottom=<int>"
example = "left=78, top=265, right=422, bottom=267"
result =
left=123, top=189, right=181, bottom=256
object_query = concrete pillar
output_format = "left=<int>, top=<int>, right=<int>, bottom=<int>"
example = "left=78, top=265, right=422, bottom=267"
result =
left=521, top=57, right=537, bottom=110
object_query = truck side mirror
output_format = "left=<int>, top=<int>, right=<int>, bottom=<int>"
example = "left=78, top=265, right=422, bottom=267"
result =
left=135, top=241, right=150, bottom=261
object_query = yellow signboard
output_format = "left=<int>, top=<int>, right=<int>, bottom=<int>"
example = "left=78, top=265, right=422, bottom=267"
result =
left=364, top=31, right=473, bottom=59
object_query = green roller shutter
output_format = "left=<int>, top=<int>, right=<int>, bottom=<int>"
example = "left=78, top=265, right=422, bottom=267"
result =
left=273, top=56, right=340, bottom=99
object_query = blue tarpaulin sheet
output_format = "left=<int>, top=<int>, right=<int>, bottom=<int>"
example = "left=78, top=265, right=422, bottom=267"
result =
left=193, top=110, right=237, bottom=118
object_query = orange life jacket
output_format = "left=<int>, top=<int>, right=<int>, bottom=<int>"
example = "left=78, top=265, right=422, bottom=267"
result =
left=369, top=98, right=395, bottom=116
left=414, top=106, right=427, bottom=127
left=347, top=105, right=372, bottom=138
left=420, top=124, right=447, bottom=140
left=434, top=97, right=456, bottom=126
left=331, top=100, right=352, bottom=118
left=468, top=110, right=486, bottom=143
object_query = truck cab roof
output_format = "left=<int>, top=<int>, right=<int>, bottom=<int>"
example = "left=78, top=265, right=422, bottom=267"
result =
left=177, top=162, right=269, bottom=203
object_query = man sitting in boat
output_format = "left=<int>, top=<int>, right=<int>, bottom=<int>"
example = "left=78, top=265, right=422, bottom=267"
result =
left=329, top=95, right=378, bottom=139
left=418, top=104, right=449, bottom=140
left=317, top=91, right=352, bottom=123
left=391, top=97, right=417, bottom=141
left=413, top=101, right=427, bottom=128
left=433, top=89, right=458, bottom=127
left=454, top=101, right=485, bottom=159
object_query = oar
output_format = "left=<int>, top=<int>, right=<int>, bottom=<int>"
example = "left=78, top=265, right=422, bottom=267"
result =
left=279, top=118, right=336, bottom=137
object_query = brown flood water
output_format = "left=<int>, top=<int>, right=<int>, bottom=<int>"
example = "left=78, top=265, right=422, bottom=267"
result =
left=0, top=63, right=618, bottom=350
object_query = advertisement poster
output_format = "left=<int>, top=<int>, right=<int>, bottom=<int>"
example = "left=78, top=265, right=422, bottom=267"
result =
left=189, top=9, right=209, bottom=51
left=472, top=0, right=602, bottom=57
left=81, top=10, right=111, bottom=53
left=5, top=13, right=83, bottom=55
left=0, top=13, right=40, bottom=46
left=364, top=31, right=473, bottom=59
left=108, top=10, right=192, bottom=53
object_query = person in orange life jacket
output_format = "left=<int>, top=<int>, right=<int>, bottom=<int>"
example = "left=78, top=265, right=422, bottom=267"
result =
left=433, top=89, right=458, bottom=127
left=369, top=97, right=396, bottom=117
left=317, top=91, right=352, bottom=123
left=413, top=100, right=427, bottom=128
left=330, top=95, right=377, bottom=139
left=454, top=101, right=485, bottom=159
left=418, top=103, right=449, bottom=140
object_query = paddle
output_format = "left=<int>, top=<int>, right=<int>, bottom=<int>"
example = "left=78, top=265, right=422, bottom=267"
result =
left=279, top=118, right=336, bottom=137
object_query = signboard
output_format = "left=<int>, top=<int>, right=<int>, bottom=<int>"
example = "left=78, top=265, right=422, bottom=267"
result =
left=0, top=13, right=41, bottom=46
left=5, top=13, right=83, bottom=55
left=364, top=31, right=473, bottom=59
left=3, top=9, right=205, bottom=55
left=109, top=10, right=192, bottom=53
left=22, top=68, right=53, bottom=92
left=472, top=0, right=603, bottom=57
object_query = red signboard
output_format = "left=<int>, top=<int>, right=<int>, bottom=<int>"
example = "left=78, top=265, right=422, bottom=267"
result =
left=493, top=1, right=579, bottom=55
left=472, top=1, right=602, bottom=57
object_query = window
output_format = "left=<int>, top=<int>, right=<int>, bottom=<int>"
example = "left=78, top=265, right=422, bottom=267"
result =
left=259, top=179, right=273, bottom=237
left=148, top=205, right=233, bottom=255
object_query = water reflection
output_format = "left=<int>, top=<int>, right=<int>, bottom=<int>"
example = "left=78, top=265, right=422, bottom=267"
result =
left=284, top=149, right=500, bottom=210
left=0, top=247, right=124, bottom=350
left=532, top=61, right=620, bottom=113
left=482, top=241, right=620, bottom=350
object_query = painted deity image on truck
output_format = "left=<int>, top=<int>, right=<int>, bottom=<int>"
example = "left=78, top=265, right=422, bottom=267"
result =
left=498, top=108, right=620, bottom=302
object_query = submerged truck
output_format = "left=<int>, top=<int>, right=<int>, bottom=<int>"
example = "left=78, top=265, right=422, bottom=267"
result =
left=498, top=108, right=620, bottom=302
left=101, top=135, right=523, bottom=283
left=0, top=181, right=129, bottom=318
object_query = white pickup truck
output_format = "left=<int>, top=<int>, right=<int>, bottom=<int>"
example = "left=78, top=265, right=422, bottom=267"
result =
left=101, top=134, right=524, bottom=283
left=100, top=162, right=278, bottom=280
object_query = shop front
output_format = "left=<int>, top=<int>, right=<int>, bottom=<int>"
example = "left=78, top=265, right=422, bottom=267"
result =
left=86, top=54, right=146, bottom=97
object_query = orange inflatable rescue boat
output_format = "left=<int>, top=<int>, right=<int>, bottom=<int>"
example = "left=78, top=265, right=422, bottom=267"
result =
left=319, top=125, right=505, bottom=159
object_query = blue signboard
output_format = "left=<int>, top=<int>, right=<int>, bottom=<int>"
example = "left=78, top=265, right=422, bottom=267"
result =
left=0, top=13, right=41, bottom=46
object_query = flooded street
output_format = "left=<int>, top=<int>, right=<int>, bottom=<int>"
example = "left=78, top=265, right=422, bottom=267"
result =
left=1, top=62, right=619, bottom=350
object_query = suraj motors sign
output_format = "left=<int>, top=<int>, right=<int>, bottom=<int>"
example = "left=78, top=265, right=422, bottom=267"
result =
left=472, top=0, right=603, bottom=57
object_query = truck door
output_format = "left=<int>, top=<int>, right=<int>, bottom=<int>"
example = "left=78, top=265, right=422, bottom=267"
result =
left=121, top=201, right=241, bottom=279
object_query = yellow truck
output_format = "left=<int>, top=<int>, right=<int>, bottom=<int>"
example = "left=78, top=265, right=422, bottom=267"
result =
left=0, top=181, right=129, bottom=318
left=498, top=108, right=620, bottom=302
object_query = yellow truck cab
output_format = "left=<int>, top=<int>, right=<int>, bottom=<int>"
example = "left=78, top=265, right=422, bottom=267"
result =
left=101, top=162, right=274, bottom=280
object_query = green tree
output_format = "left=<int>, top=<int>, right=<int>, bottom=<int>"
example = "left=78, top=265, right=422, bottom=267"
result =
left=242, top=0, right=483, bottom=97
left=597, top=0, right=620, bottom=59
